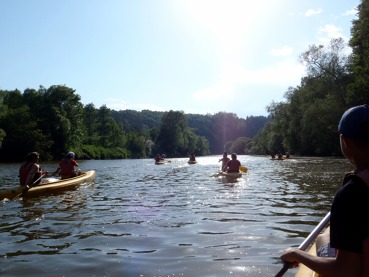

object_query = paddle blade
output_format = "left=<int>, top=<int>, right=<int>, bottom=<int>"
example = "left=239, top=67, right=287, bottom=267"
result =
left=239, top=166, right=248, bottom=173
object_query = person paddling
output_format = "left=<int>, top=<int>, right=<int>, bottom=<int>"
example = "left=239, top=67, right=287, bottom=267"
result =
left=52, top=152, right=81, bottom=179
left=223, top=153, right=241, bottom=173
left=218, top=152, right=230, bottom=171
left=19, top=152, right=45, bottom=188
left=280, top=104, right=369, bottom=276
left=189, top=153, right=196, bottom=162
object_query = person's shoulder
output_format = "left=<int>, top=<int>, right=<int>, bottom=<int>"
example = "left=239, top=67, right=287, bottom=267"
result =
left=338, top=175, right=369, bottom=201
left=29, top=163, right=39, bottom=171
left=343, top=174, right=367, bottom=188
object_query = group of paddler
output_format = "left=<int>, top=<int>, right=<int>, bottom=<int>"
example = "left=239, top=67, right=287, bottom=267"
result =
left=275, top=104, right=369, bottom=277
left=18, top=151, right=82, bottom=196
left=191, top=151, right=247, bottom=174
left=154, top=154, right=168, bottom=164
left=270, top=151, right=290, bottom=160
left=218, top=152, right=246, bottom=173
left=154, top=151, right=247, bottom=174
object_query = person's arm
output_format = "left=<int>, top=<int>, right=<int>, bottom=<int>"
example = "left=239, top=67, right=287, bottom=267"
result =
left=222, top=160, right=229, bottom=171
left=281, top=248, right=361, bottom=277
left=52, top=167, right=61, bottom=176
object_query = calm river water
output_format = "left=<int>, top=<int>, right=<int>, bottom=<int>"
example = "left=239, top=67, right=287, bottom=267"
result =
left=0, top=155, right=352, bottom=277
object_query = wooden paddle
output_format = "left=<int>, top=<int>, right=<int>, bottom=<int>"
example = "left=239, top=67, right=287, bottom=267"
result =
left=13, top=172, right=47, bottom=200
left=274, top=212, right=331, bottom=277
left=239, top=165, right=248, bottom=173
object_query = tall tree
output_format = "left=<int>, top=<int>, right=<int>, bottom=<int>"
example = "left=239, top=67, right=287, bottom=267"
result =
left=156, top=110, right=188, bottom=156
left=349, top=0, right=369, bottom=104
left=83, top=103, right=99, bottom=145
left=0, top=90, right=6, bottom=148
left=126, top=130, right=146, bottom=158
left=40, top=86, right=84, bottom=156
left=0, top=89, right=53, bottom=161
left=211, top=112, right=242, bottom=154
left=97, top=105, right=115, bottom=148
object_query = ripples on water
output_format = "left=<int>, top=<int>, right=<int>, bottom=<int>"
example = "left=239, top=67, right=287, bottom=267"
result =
left=0, top=156, right=352, bottom=276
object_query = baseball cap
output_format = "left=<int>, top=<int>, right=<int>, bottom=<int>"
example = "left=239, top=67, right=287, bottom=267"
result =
left=338, top=104, right=369, bottom=140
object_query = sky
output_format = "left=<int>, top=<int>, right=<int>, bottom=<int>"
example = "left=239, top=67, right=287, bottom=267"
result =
left=0, top=0, right=360, bottom=118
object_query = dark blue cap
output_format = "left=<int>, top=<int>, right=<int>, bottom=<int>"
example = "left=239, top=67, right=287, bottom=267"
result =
left=338, top=105, right=369, bottom=140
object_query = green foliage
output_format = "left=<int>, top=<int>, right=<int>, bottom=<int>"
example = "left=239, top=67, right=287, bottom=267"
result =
left=79, top=145, right=129, bottom=159
left=154, top=110, right=211, bottom=157
left=349, top=0, right=369, bottom=104
left=211, top=112, right=242, bottom=153
left=0, top=91, right=6, bottom=148
left=0, top=84, right=269, bottom=161
left=83, top=103, right=99, bottom=145
left=252, top=36, right=351, bottom=156
left=230, top=137, right=252, bottom=155
left=115, top=110, right=267, bottom=155
left=156, top=111, right=187, bottom=156
left=248, top=122, right=272, bottom=154
left=0, top=90, right=53, bottom=161
left=112, top=109, right=164, bottom=132
left=126, top=130, right=147, bottom=158
left=0, top=86, right=128, bottom=161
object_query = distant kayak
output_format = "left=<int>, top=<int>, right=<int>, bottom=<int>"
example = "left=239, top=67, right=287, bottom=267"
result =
left=270, top=157, right=285, bottom=160
left=155, top=160, right=171, bottom=165
left=187, top=160, right=197, bottom=164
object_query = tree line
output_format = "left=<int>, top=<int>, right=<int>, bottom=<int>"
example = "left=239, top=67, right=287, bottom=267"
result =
left=0, top=85, right=268, bottom=162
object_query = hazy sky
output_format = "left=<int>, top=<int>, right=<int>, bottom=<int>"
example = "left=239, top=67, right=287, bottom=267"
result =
left=0, top=0, right=359, bottom=118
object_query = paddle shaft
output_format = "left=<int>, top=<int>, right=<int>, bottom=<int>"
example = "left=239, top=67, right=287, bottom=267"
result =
left=274, top=212, right=331, bottom=277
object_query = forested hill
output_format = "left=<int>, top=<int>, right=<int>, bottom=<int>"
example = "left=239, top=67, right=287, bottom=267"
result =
left=112, top=109, right=269, bottom=154
left=112, top=109, right=268, bottom=138
left=111, top=109, right=165, bottom=131
left=0, top=86, right=269, bottom=162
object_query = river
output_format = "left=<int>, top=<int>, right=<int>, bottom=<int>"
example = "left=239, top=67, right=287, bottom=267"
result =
left=0, top=155, right=352, bottom=277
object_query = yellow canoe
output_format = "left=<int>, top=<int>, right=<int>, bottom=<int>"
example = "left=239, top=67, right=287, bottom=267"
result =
left=0, top=170, right=96, bottom=200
